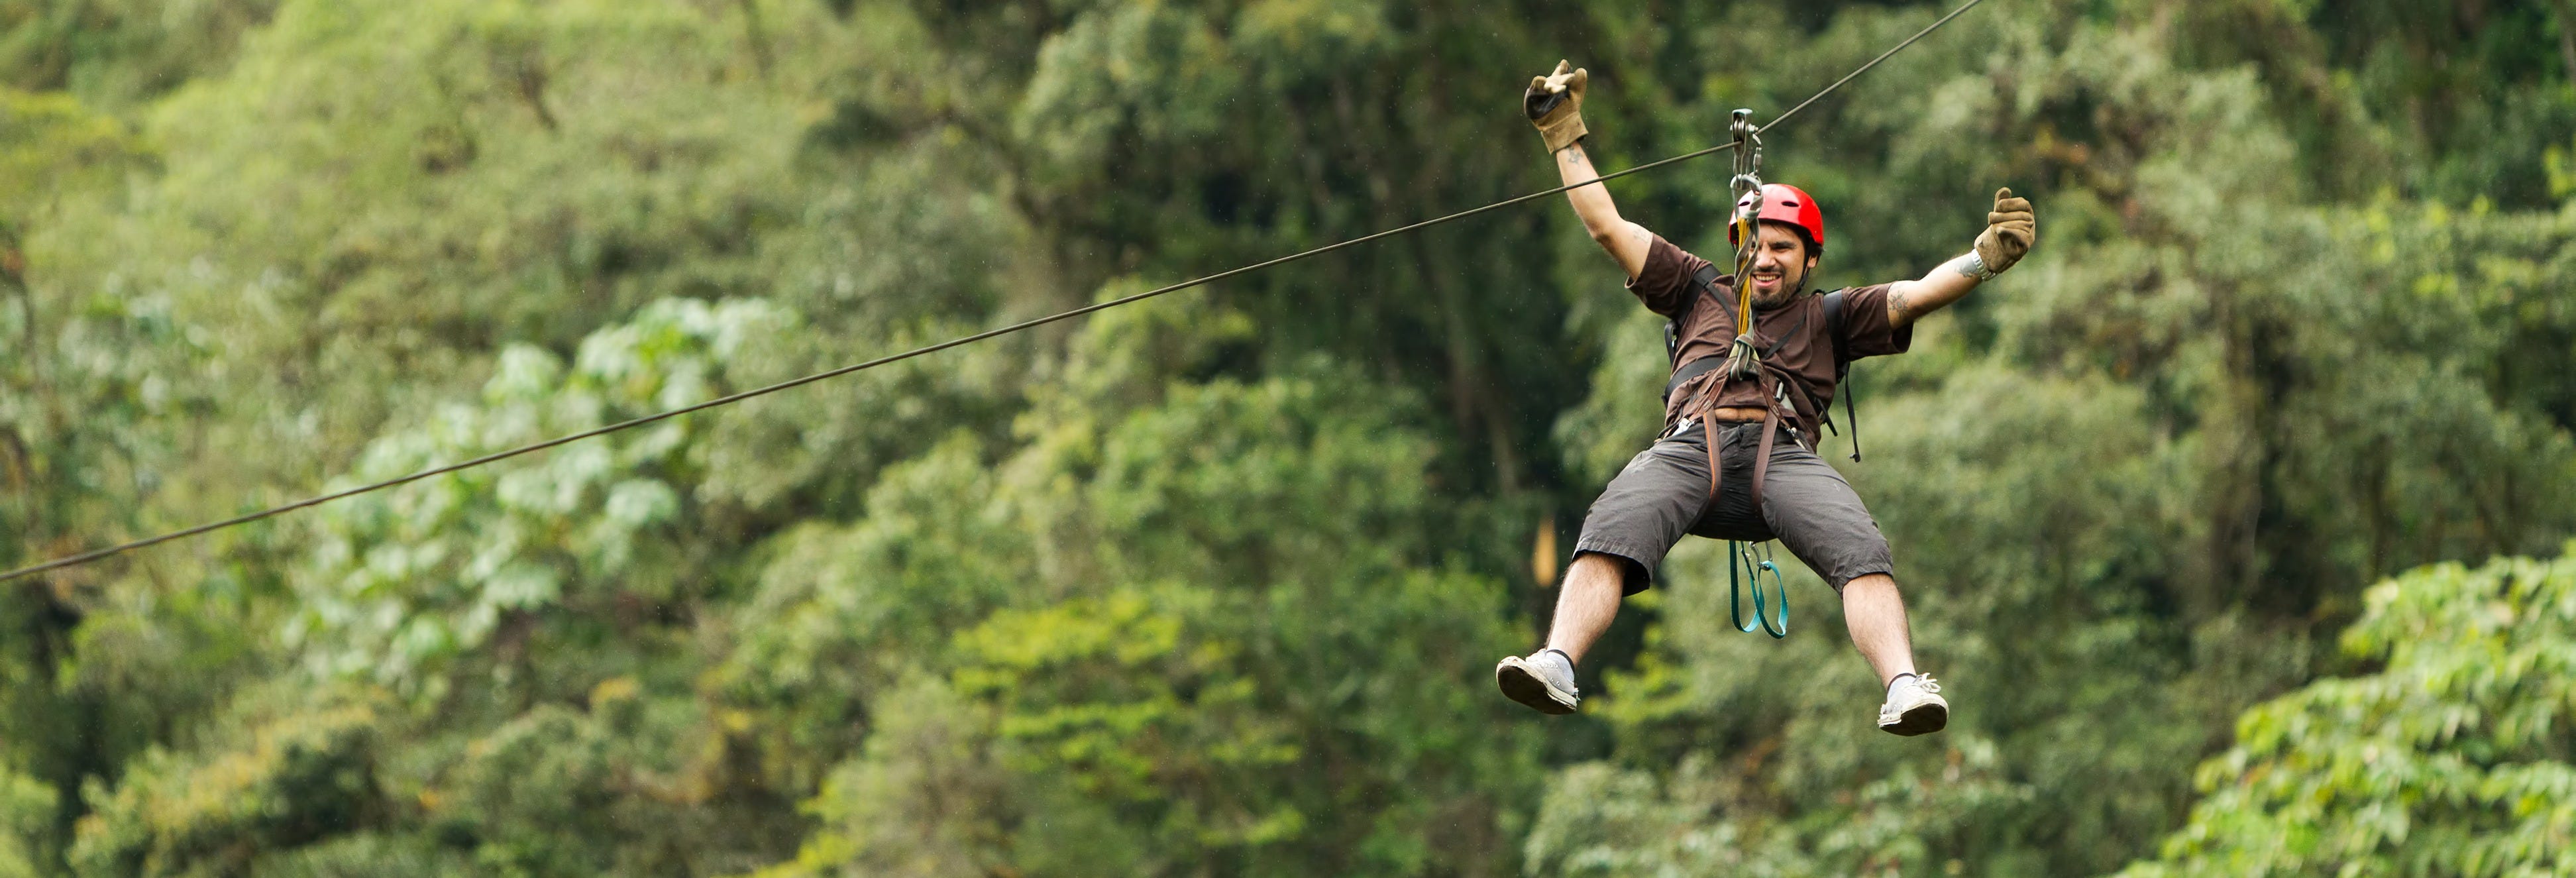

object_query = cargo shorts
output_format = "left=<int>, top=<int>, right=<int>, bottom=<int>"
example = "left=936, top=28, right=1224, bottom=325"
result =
left=1574, top=419, right=1896, bottom=594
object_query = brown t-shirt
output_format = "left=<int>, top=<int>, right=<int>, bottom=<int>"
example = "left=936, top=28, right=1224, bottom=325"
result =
left=1629, top=234, right=1912, bottom=429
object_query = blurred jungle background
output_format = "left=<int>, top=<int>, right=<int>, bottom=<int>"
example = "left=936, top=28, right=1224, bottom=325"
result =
left=3, top=0, right=2573, bottom=875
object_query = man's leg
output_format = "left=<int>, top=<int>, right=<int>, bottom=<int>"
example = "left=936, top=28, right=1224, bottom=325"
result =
left=1839, top=573, right=1916, bottom=686
left=1500, top=431, right=1711, bottom=715
left=1853, top=574, right=1945, bottom=735
left=1543, top=553, right=1629, bottom=665
left=1755, top=445, right=1947, bottom=735
left=1498, top=552, right=1631, bottom=715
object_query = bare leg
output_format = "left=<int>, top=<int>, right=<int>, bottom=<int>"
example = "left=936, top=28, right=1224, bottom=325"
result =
left=1543, top=553, right=1628, bottom=665
left=1840, top=573, right=1917, bottom=686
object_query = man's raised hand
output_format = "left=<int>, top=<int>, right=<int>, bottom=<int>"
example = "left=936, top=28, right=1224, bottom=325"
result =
left=1524, top=60, right=1589, bottom=154
left=1971, top=188, right=2035, bottom=278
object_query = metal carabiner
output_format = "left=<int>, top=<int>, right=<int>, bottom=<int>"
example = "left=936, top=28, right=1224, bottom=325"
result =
left=1728, top=108, right=1764, bottom=198
left=1722, top=107, right=1770, bottom=384
left=1731, top=176, right=1766, bottom=247
left=1726, top=111, right=1767, bottom=270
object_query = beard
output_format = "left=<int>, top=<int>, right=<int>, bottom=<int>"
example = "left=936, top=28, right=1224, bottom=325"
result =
left=1750, top=266, right=1807, bottom=311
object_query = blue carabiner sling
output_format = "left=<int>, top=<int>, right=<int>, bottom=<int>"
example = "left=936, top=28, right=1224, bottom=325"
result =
left=1729, top=539, right=1789, bottom=638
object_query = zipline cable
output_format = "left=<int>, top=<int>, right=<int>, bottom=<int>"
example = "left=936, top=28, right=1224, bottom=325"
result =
left=0, top=0, right=1988, bottom=584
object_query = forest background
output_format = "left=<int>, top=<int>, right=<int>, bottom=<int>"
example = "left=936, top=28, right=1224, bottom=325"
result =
left=2, top=0, right=2574, bottom=875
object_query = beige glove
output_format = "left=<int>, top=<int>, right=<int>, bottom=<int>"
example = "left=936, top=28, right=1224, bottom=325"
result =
left=1971, top=188, right=2035, bottom=278
left=1523, top=60, right=1589, bottom=153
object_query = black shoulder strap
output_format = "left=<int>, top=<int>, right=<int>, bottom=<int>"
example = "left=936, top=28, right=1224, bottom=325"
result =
left=1821, top=289, right=1849, bottom=374
left=1666, top=262, right=1728, bottom=366
left=1689, top=263, right=1726, bottom=313
left=1821, top=289, right=1860, bottom=461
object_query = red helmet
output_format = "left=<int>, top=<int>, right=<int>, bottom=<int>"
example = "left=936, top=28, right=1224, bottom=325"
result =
left=1728, top=183, right=1825, bottom=255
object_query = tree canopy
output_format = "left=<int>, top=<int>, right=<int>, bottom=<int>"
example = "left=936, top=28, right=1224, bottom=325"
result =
left=1, top=1, right=2571, bottom=875
left=2120, top=546, right=2576, bottom=877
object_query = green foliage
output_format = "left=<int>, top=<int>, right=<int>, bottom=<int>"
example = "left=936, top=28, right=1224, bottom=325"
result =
left=0, top=1, right=277, bottom=106
left=710, top=437, right=1034, bottom=775
left=956, top=588, right=1305, bottom=863
left=745, top=675, right=1006, bottom=878
left=0, top=87, right=134, bottom=211
left=286, top=297, right=786, bottom=697
left=68, top=702, right=382, bottom=878
left=740, top=292, right=1538, bottom=875
left=415, top=694, right=719, bottom=877
left=2118, top=545, right=2576, bottom=877
left=0, top=769, right=55, bottom=878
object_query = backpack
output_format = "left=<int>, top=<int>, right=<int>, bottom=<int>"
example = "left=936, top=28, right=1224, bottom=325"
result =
left=1660, top=264, right=1863, bottom=461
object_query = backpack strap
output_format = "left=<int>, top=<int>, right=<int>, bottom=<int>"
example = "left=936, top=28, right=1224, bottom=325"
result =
left=1821, top=289, right=1860, bottom=462
left=1660, top=262, right=1733, bottom=409
left=1666, top=262, right=1728, bottom=366
left=1821, top=289, right=1849, bottom=367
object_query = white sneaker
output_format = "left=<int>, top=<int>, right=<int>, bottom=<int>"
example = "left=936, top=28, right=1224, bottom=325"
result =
left=1877, top=673, right=1948, bottom=736
left=1495, top=649, right=1580, bottom=715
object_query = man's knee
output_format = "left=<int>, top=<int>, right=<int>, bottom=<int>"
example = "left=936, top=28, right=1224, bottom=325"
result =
left=1839, top=572, right=1898, bottom=598
left=1567, top=550, right=1644, bottom=593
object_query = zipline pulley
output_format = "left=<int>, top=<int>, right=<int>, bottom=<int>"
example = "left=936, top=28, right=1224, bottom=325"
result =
left=1723, top=109, right=1766, bottom=384
left=1727, top=108, right=1766, bottom=203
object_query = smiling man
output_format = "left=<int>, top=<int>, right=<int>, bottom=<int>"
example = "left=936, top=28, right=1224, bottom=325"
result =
left=1495, top=62, right=2035, bottom=735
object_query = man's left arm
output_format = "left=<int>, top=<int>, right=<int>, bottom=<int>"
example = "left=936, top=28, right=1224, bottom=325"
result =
left=1884, top=188, right=2035, bottom=328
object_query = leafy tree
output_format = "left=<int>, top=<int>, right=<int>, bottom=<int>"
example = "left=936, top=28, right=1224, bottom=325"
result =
left=2117, top=545, right=2576, bottom=877
left=741, top=292, right=1541, bottom=876
left=286, top=298, right=789, bottom=700
left=67, top=700, right=384, bottom=878
left=0, top=769, right=52, bottom=878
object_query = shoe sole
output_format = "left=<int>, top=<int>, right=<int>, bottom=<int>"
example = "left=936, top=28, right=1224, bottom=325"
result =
left=1878, top=700, right=1949, bottom=736
left=1495, top=658, right=1578, bottom=715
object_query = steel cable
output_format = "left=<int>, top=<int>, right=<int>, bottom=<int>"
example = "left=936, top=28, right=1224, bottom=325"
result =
left=0, top=0, right=1987, bottom=584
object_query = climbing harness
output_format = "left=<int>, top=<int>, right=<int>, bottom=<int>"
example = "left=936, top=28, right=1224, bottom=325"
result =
left=0, top=0, right=1993, bottom=586
left=1648, top=113, right=1801, bottom=639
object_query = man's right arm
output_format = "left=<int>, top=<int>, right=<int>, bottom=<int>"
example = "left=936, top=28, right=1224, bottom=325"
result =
left=1555, top=144, right=1652, bottom=282
left=1525, top=60, right=1652, bottom=282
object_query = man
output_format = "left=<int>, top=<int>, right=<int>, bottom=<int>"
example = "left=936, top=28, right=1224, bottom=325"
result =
left=1494, top=62, right=2035, bottom=736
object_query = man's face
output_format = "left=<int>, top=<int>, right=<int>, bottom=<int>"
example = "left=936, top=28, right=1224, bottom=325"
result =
left=1746, top=221, right=1816, bottom=309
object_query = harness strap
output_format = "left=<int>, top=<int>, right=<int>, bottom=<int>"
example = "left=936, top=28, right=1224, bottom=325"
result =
left=1667, top=294, right=1806, bottom=421
left=1696, top=403, right=1793, bottom=641
left=1754, top=412, right=1781, bottom=511
left=1665, top=356, right=1725, bottom=405
left=1703, top=415, right=1721, bottom=501
left=1686, top=366, right=1810, bottom=497
left=1685, top=370, right=1796, bottom=641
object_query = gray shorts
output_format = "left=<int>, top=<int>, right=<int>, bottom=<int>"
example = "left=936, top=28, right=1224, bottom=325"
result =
left=1574, top=419, right=1895, bottom=594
